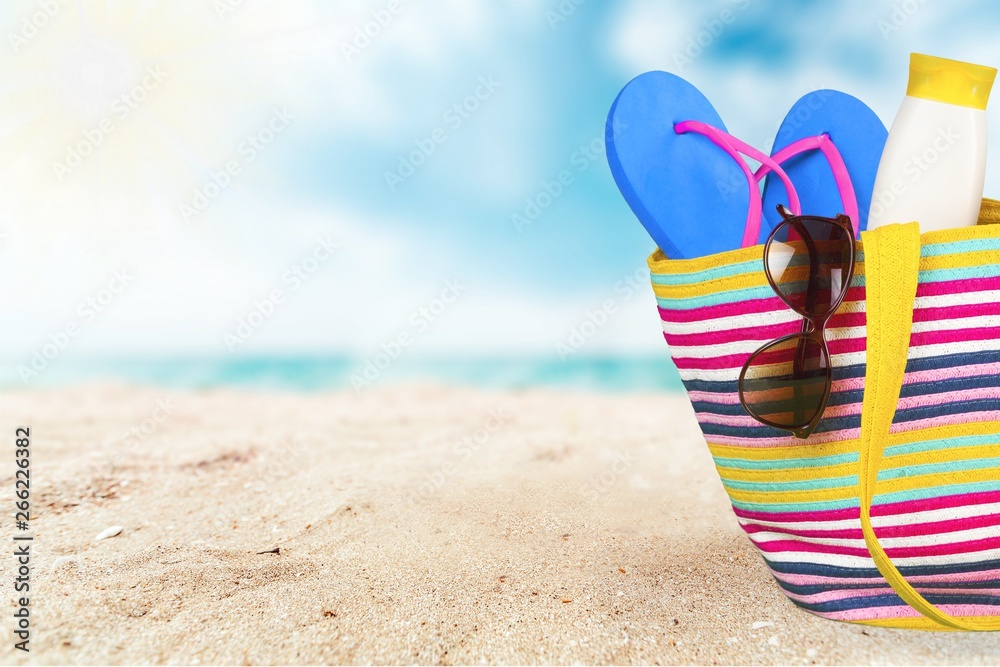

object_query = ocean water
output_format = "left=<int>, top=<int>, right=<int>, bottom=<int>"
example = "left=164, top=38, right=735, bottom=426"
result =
left=1, top=356, right=686, bottom=393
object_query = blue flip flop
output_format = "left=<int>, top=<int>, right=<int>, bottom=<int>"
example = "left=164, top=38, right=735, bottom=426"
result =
left=760, top=90, right=888, bottom=241
left=606, top=71, right=754, bottom=259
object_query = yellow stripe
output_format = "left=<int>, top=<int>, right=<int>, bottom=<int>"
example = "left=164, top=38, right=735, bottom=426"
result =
left=708, top=424, right=1000, bottom=462
left=652, top=250, right=1000, bottom=299
left=707, top=440, right=860, bottom=461
left=648, top=222, right=1000, bottom=279
left=886, top=420, right=1000, bottom=446
left=723, top=482, right=857, bottom=504
left=723, top=466, right=1000, bottom=503
left=647, top=246, right=758, bottom=275
left=716, top=461, right=856, bottom=483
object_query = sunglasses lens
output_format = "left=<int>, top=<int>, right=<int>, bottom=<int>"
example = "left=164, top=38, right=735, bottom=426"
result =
left=740, top=335, right=830, bottom=430
left=766, top=218, right=852, bottom=317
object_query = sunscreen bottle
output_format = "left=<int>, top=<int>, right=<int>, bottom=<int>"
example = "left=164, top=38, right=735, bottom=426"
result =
left=867, top=54, right=996, bottom=232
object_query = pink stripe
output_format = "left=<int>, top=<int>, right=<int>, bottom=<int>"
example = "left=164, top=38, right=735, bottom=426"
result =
left=913, top=301, right=1000, bottom=322
left=711, top=387, right=1000, bottom=426
left=815, top=603, right=1000, bottom=622
left=706, top=427, right=861, bottom=448
left=674, top=323, right=1000, bottom=371
left=686, top=390, right=742, bottom=404
left=772, top=567, right=1000, bottom=587
left=657, top=296, right=784, bottom=323
left=664, top=307, right=998, bottom=350
left=697, top=408, right=856, bottom=427
left=731, top=490, right=1000, bottom=523
left=898, top=386, right=1000, bottom=410
left=663, top=320, right=799, bottom=347
left=903, top=362, right=1000, bottom=387
left=918, top=275, right=1000, bottom=297
left=741, top=512, right=1000, bottom=540
left=911, top=326, right=1000, bottom=347
left=701, top=408, right=1000, bottom=437
left=753, top=535, right=1000, bottom=559
left=662, top=311, right=868, bottom=347
left=889, top=411, right=1000, bottom=434
left=656, top=276, right=1000, bottom=327
left=653, top=276, right=1000, bottom=326
left=656, top=288, right=866, bottom=323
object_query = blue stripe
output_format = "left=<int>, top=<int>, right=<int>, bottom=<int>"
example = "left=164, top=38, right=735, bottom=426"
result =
left=690, top=368, right=1000, bottom=420
left=789, top=592, right=1000, bottom=614
left=680, top=351, right=1000, bottom=398
left=777, top=580, right=1000, bottom=596
left=697, top=398, right=1000, bottom=439
left=765, top=555, right=1000, bottom=579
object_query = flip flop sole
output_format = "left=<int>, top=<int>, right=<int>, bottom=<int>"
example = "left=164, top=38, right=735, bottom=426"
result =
left=607, top=71, right=751, bottom=259
left=761, top=90, right=888, bottom=241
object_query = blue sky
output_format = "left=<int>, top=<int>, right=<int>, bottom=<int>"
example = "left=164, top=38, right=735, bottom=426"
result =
left=1, top=0, right=998, bottom=366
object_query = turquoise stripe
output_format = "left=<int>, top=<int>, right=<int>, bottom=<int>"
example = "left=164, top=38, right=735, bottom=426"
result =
left=720, top=474, right=857, bottom=493
left=885, top=433, right=1000, bottom=458
left=655, top=263, right=1000, bottom=309
left=728, top=479, right=1000, bottom=513
left=730, top=496, right=859, bottom=513
left=713, top=451, right=859, bottom=471
left=873, top=480, right=1000, bottom=506
left=650, top=259, right=761, bottom=285
left=655, top=285, right=776, bottom=310
left=921, top=264, right=1000, bottom=284
left=878, top=456, right=1000, bottom=481
left=651, top=241, right=1000, bottom=291
left=920, top=237, right=1000, bottom=258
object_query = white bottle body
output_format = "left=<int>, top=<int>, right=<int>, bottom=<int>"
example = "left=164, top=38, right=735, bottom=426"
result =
left=867, top=96, right=987, bottom=231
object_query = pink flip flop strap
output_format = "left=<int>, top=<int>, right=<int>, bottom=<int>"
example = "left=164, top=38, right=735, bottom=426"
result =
left=674, top=120, right=801, bottom=248
left=759, top=133, right=861, bottom=237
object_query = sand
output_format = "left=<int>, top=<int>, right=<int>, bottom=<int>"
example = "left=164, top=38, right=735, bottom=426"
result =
left=2, top=383, right=999, bottom=665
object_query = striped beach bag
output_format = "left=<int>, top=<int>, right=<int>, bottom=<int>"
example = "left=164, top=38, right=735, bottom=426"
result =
left=649, top=199, right=1000, bottom=630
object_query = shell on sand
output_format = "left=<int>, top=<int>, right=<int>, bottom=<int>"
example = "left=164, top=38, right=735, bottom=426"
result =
left=95, top=526, right=124, bottom=541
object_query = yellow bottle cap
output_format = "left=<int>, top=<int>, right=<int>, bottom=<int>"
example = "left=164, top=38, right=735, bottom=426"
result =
left=907, top=53, right=996, bottom=110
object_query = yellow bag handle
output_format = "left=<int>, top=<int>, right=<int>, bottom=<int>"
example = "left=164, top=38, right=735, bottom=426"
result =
left=859, top=221, right=1000, bottom=631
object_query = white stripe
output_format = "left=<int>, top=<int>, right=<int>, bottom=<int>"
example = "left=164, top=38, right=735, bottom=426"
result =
left=736, top=502, right=1000, bottom=533
left=913, top=314, right=1000, bottom=333
left=748, top=524, right=1000, bottom=550
left=666, top=325, right=866, bottom=359
left=666, top=313, right=998, bottom=344
left=761, top=546, right=1000, bottom=568
left=661, top=309, right=800, bottom=336
left=914, top=289, right=1000, bottom=309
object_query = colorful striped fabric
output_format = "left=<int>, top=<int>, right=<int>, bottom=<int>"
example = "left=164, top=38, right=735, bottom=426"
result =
left=648, top=222, right=1000, bottom=629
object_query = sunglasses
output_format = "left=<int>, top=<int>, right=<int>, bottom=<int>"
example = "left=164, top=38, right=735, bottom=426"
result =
left=737, top=206, right=857, bottom=439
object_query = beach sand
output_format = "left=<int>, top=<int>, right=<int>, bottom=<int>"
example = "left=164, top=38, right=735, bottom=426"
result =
left=2, top=383, right=999, bottom=665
